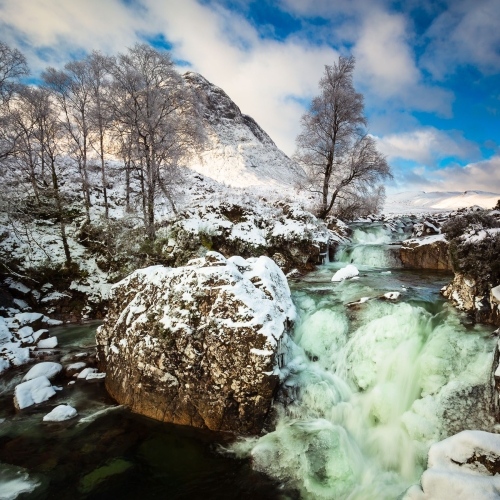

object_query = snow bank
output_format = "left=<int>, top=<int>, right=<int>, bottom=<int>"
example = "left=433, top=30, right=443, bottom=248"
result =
left=332, top=264, right=359, bottom=282
left=43, top=404, right=77, bottom=422
left=14, top=376, right=56, bottom=409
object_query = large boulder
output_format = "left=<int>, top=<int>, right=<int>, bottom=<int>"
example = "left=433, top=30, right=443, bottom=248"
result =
left=96, top=252, right=296, bottom=434
left=400, top=235, right=452, bottom=271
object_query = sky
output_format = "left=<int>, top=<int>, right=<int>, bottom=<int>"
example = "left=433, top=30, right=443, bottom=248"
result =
left=1, top=0, right=499, bottom=193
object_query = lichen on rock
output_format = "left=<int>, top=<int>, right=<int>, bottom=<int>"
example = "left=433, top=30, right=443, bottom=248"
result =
left=96, top=251, right=296, bottom=434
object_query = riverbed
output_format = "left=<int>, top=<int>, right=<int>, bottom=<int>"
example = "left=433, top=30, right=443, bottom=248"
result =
left=0, top=222, right=497, bottom=499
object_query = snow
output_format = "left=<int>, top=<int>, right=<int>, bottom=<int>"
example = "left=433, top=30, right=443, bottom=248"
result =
left=384, top=292, right=401, bottom=300
left=14, top=376, right=56, bottom=409
left=14, top=312, right=43, bottom=327
left=23, top=362, right=62, bottom=381
left=405, top=234, right=446, bottom=247
left=77, top=368, right=98, bottom=379
left=406, top=430, right=500, bottom=500
left=17, top=326, right=33, bottom=340
left=331, top=264, right=359, bottom=282
left=492, top=285, right=500, bottom=304
left=86, top=372, right=106, bottom=380
left=385, top=190, right=500, bottom=213
left=183, top=72, right=304, bottom=190
left=37, top=337, right=58, bottom=349
left=43, top=404, right=78, bottom=422
left=65, top=362, right=86, bottom=372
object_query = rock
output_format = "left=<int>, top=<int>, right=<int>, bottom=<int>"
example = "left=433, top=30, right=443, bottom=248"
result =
left=43, top=404, right=78, bottom=422
left=65, top=362, right=87, bottom=377
left=14, top=376, right=56, bottom=409
left=96, top=251, right=295, bottom=434
left=400, top=235, right=452, bottom=271
left=404, top=431, right=500, bottom=500
left=37, top=337, right=58, bottom=349
left=331, top=264, right=359, bottom=282
left=23, top=362, right=63, bottom=381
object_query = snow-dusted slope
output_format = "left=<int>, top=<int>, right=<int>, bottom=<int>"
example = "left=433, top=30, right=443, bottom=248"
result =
left=385, top=190, right=500, bottom=213
left=184, top=72, right=304, bottom=189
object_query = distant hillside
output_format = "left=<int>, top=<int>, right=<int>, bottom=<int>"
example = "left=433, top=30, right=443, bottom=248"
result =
left=183, top=72, right=304, bottom=189
left=385, top=190, right=500, bottom=213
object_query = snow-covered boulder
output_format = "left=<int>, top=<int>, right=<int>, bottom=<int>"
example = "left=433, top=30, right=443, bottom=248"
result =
left=14, top=376, right=56, bottom=409
left=405, top=430, right=500, bottom=499
left=331, top=264, right=359, bottom=282
left=23, top=362, right=62, bottom=381
left=400, top=235, right=451, bottom=271
left=96, top=251, right=295, bottom=434
left=37, top=337, right=58, bottom=349
left=43, top=404, right=77, bottom=422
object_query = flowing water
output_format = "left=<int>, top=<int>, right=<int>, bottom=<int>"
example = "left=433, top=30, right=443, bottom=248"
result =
left=231, top=222, right=498, bottom=499
left=0, top=222, right=497, bottom=499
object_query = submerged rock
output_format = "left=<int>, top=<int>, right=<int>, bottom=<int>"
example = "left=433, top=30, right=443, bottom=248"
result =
left=96, top=251, right=295, bottom=434
left=400, top=235, right=452, bottom=271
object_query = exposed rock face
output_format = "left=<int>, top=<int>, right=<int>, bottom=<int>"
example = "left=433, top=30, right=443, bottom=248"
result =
left=442, top=274, right=500, bottom=326
left=400, top=235, right=452, bottom=271
left=96, top=252, right=296, bottom=434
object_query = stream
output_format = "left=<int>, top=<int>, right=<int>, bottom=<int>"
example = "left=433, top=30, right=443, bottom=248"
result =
left=0, top=221, right=497, bottom=499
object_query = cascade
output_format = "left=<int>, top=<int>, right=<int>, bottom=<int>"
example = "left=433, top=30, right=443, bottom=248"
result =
left=230, top=222, right=496, bottom=499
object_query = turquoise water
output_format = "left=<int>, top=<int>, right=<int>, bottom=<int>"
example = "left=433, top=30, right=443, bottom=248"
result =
left=0, top=222, right=497, bottom=499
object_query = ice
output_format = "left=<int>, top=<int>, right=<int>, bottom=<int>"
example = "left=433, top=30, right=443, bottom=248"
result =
left=37, top=337, right=58, bottom=349
left=86, top=372, right=106, bottom=381
left=14, top=376, right=56, bottom=409
left=43, top=404, right=78, bottom=422
left=23, top=362, right=63, bottom=381
left=331, top=264, right=359, bottom=282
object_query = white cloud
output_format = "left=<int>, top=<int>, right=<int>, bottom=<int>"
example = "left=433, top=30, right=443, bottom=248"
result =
left=374, top=127, right=480, bottom=165
left=421, top=0, right=500, bottom=79
left=353, top=9, right=453, bottom=116
left=399, top=155, right=500, bottom=194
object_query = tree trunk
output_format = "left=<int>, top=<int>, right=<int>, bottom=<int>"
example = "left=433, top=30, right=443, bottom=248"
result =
left=50, top=158, right=71, bottom=265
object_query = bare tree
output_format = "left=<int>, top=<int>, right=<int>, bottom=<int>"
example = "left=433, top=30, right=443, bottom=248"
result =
left=109, top=43, right=203, bottom=239
left=0, top=42, right=29, bottom=160
left=295, top=56, right=391, bottom=219
left=35, top=88, right=73, bottom=265
left=0, top=41, right=29, bottom=104
left=87, top=50, right=114, bottom=219
left=42, top=61, right=93, bottom=223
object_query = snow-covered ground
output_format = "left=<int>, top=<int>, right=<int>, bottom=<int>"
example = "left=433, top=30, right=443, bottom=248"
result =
left=385, top=190, right=500, bottom=213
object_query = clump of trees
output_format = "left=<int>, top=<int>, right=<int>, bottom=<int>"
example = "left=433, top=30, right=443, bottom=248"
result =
left=295, top=56, right=391, bottom=220
left=0, top=41, right=203, bottom=269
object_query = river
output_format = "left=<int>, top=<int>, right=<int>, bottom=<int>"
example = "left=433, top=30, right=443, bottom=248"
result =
left=0, top=221, right=497, bottom=499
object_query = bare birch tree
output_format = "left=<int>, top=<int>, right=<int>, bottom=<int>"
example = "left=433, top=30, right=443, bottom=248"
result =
left=109, top=43, right=203, bottom=239
left=295, top=56, right=391, bottom=219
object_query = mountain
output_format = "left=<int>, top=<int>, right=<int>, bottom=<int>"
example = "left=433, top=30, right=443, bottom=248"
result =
left=385, top=190, right=500, bottom=213
left=183, top=72, right=304, bottom=189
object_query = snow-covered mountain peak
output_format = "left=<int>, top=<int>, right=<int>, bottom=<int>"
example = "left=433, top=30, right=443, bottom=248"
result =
left=183, top=71, right=304, bottom=189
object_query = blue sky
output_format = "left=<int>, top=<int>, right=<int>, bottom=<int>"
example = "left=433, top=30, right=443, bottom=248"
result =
left=1, top=0, right=499, bottom=192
